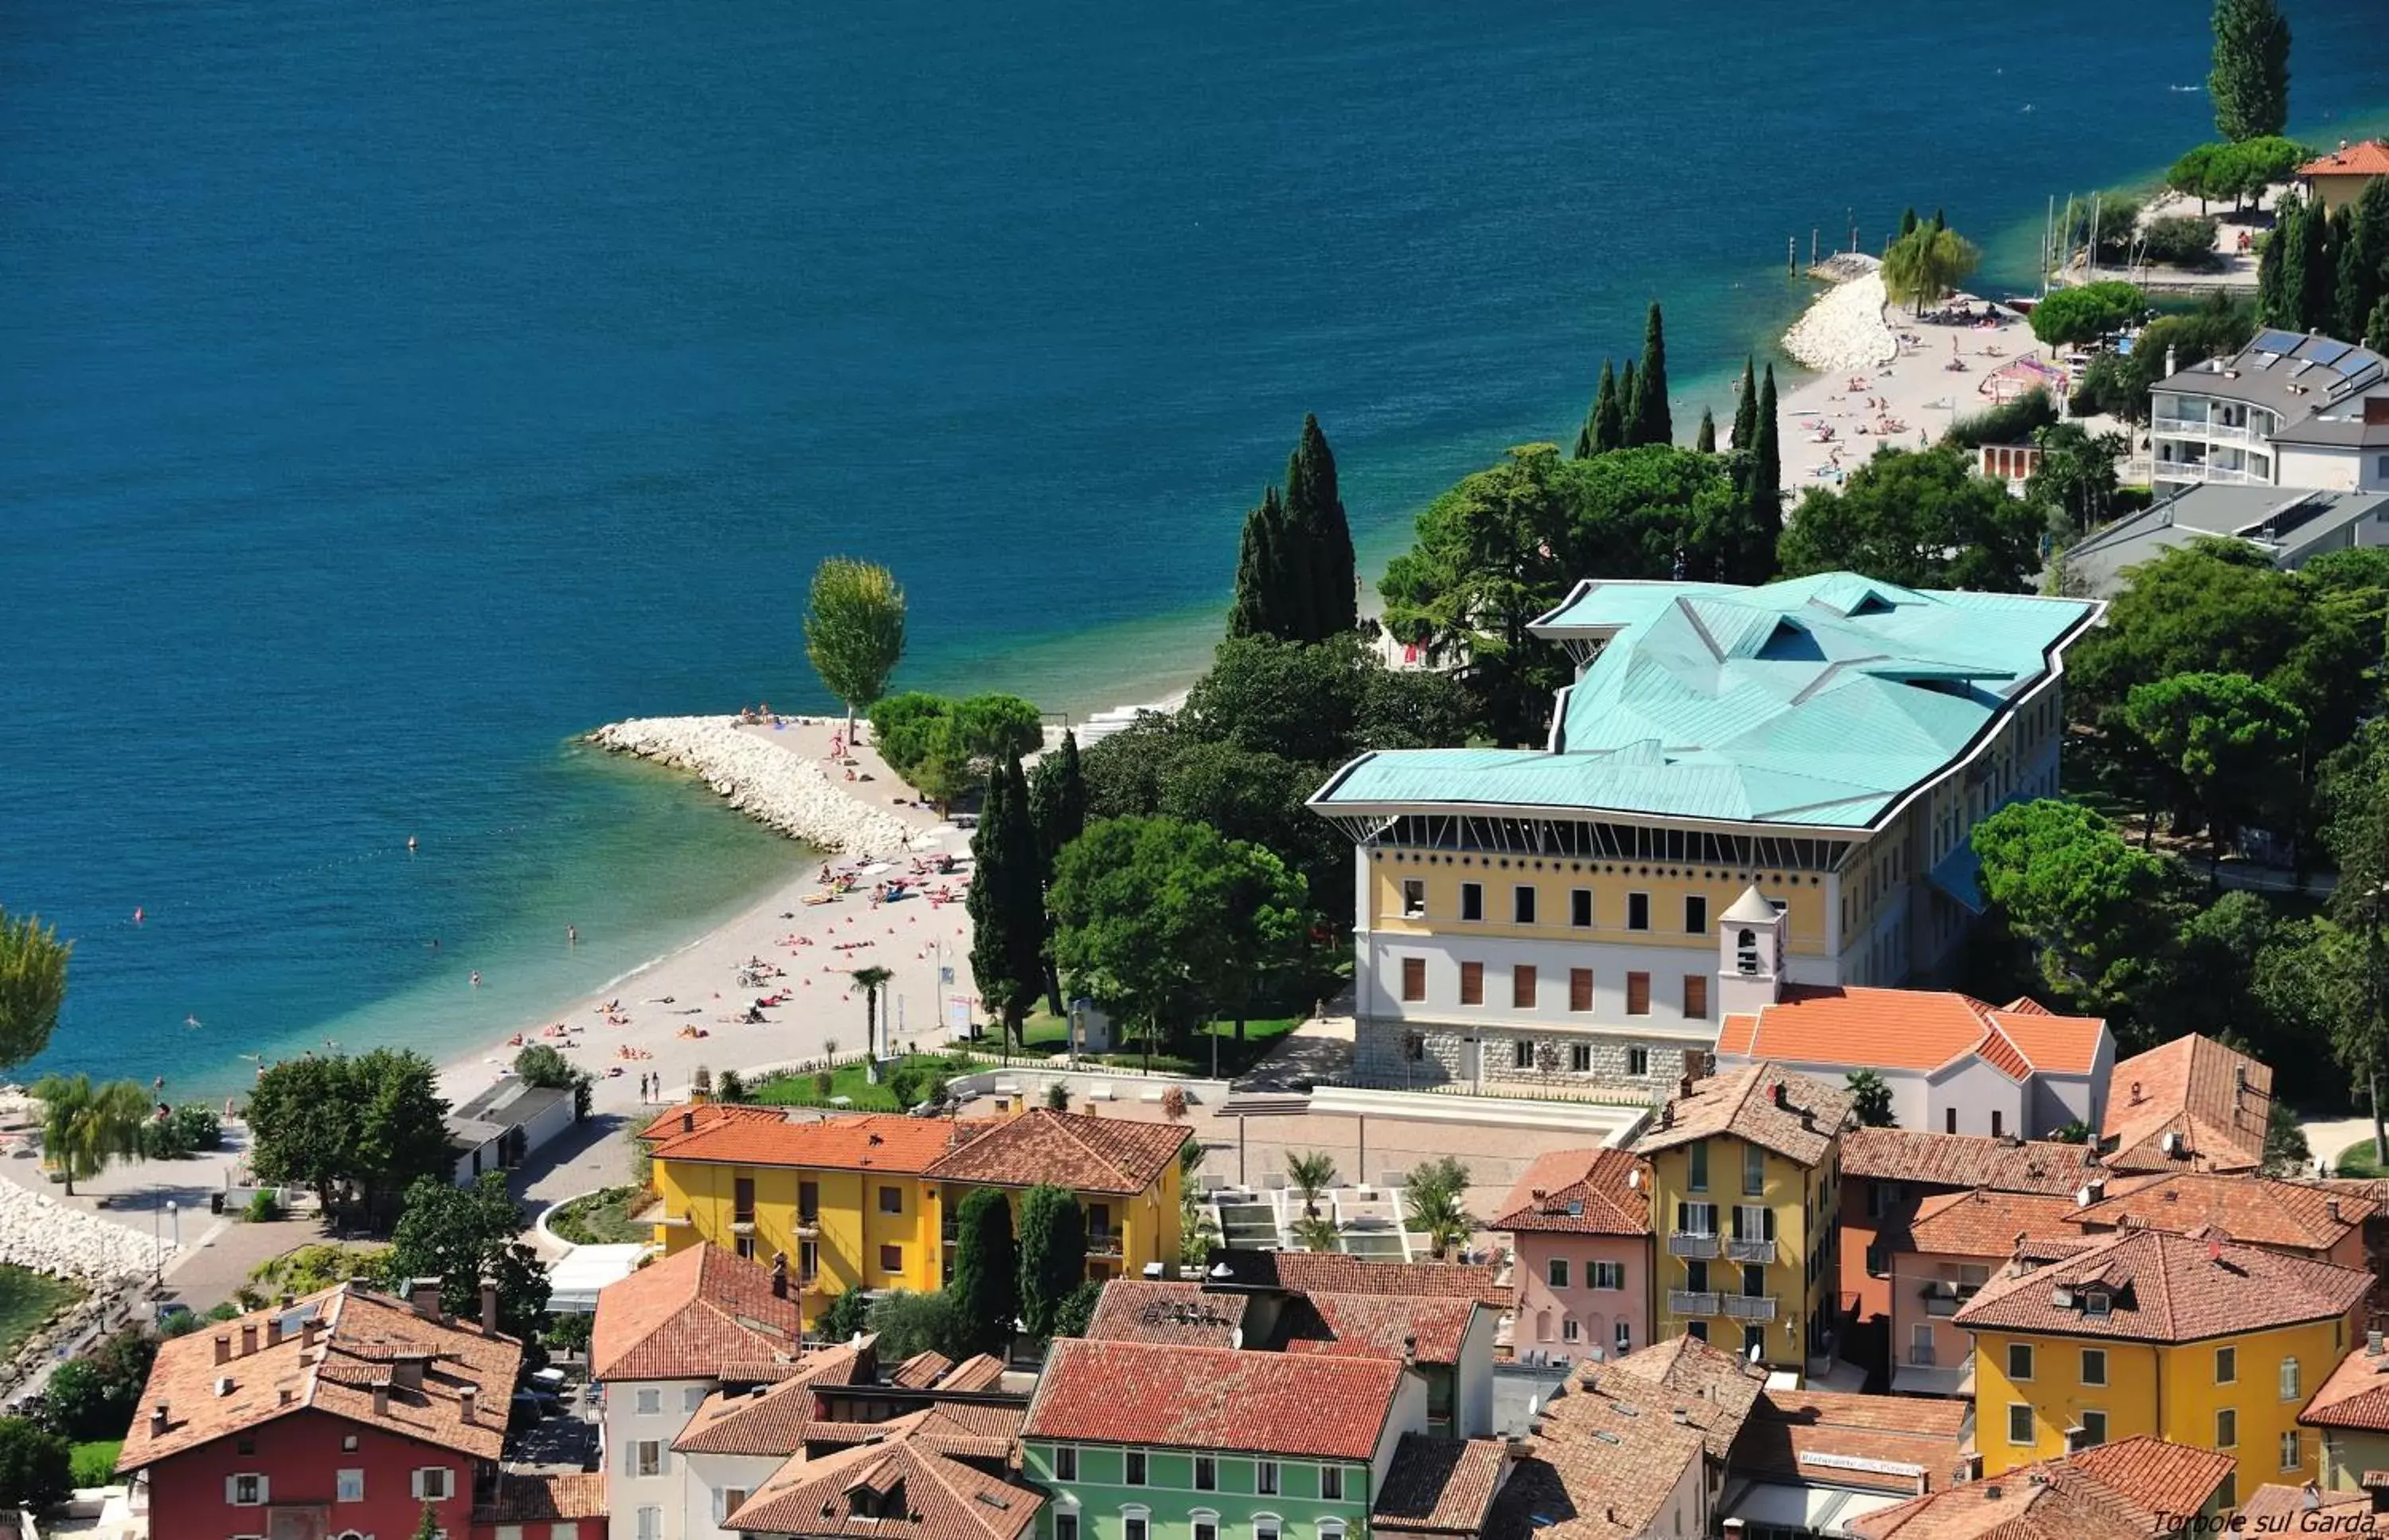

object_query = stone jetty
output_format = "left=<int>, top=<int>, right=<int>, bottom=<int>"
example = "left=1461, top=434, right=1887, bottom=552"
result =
left=588, top=716, right=919, bottom=856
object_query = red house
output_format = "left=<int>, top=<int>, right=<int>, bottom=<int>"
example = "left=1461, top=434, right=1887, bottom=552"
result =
left=115, top=1280, right=588, bottom=1540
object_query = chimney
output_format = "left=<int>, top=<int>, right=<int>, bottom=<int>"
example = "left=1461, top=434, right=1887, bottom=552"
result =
left=2367, top=1329, right=2383, bottom=1357
left=2129, top=1081, right=2145, bottom=1104
left=2076, top=1180, right=2105, bottom=1206
left=2208, top=1236, right=2224, bottom=1264
left=149, top=1404, right=168, bottom=1437
left=1671, top=1408, right=1689, bottom=1425
left=1402, top=1334, right=1417, bottom=1363
left=460, top=1387, right=477, bottom=1424
left=1678, top=1075, right=1695, bottom=1101
left=772, top=1251, right=789, bottom=1300
left=213, top=1334, right=232, bottom=1366
left=2329, top=1200, right=2343, bottom=1225
left=681, top=1110, right=695, bottom=1133
left=303, top=1317, right=324, bottom=1350
left=2164, top=344, right=2177, bottom=379
left=373, top=1382, right=389, bottom=1417
left=1771, top=1081, right=1787, bottom=1109
left=479, top=1279, right=499, bottom=1335
left=239, top=1323, right=258, bottom=1356
left=265, top=1318, right=283, bottom=1348
left=411, top=1278, right=443, bottom=1322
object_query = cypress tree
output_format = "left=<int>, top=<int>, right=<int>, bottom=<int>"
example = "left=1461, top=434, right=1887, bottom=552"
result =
left=2344, top=180, right=2389, bottom=342
left=1026, top=731, right=1086, bottom=1014
left=968, top=758, right=1046, bottom=1046
left=1016, top=1183, right=1087, bottom=1339
left=2368, top=295, right=2389, bottom=354
left=1900, top=208, right=1919, bottom=239
left=2209, top=0, right=2291, bottom=143
left=1587, top=360, right=1623, bottom=456
left=1284, top=413, right=1357, bottom=639
left=1632, top=302, right=1672, bottom=447
left=2293, top=194, right=2335, bottom=334
left=1619, top=358, right=1640, bottom=448
left=1226, top=485, right=1306, bottom=641
left=1753, top=364, right=1782, bottom=527
left=1932, top=208, right=1946, bottom=233
left=1695, top=407, right=1717, bottom=454
left=1731, top=357, right=1758, bottom=450
left=948, top=1187, right=1020, bottom=1357
left=2257, top=200, right=2294, bottom=326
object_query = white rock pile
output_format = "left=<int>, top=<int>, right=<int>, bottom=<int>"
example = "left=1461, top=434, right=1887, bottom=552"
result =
left=0, top=1179, right=174, bottom=1281
left=1781, top=271, right=1897, bottom=374
left=588, top=717, right=918, bottom=856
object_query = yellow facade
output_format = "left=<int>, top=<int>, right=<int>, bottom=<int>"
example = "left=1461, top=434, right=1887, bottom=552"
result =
left=1973, top=1317, right=2352, bottom=1487
left=1367, top=857, right=1836, bottom=960
left=651, top=1154, right=1183, bottom=1327
left=1644, top=1130, right=1841, bottom=1373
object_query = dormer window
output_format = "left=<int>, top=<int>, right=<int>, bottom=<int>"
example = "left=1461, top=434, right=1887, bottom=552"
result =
left=2082, top=1288, right=2112, bottom=1319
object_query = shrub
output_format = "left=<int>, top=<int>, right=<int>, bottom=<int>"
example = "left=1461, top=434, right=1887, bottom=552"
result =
left=1945, top=389, right=2059, bottom=449
left=717, top=1069, right=748, bottom=1104
left=545, top=1312, right=592, bottom=1356
left=813, top=1070, right=834, bottom=1099
left=244, top=1190, right=283, bottom=1223
left=1044, top=1081, right=1070, bottom=1111
left=33, top=1327, right=155, bottom=1444
left=2140, top=215, right=2220, bottom=269
left=68, top=1439, right=120, bottom=1488
left=0, top=1419, right=71, bottom=1514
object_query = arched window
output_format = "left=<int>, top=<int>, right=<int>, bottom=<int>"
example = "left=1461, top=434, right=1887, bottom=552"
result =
left=1255, top=1515, right=1284, bottom=1540
left=1735, top=928, right=1759, bottom=975
left=1193, top=1509, right=1222, bottom=1540
left=1318, top=1522, right=1347, bottom=1540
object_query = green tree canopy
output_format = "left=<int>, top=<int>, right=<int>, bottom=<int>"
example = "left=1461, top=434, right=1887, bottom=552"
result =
left=0, top=1419, right=71, bottom=1515
left=867, top=692, right=1043, bottom=807
left=867, top=1290, right=960, bottom=1362
left=1284, top=413, right=1359, bottom=639
left=1629, top=302, right=1672, bottom=447
left=2029, top=281, right=2145, bottom=352
left=30, top=1075, right=151, bottom=1197
left=968, top=757, right=1047, bottom=1044
left=1972, top=799, right=2194, bottom=1027
left=1844, top=1069, right=1895, bottom=1128
left=2026, top=421, right=2128, bottom=534
left=1016, top=1183, right=1087, bottom=1340
left=382, top=1171, right=551, bottom=1342
left=1578, top=359, right=1621, bottom=459
left=1694, top=407, right=1716, bottom=454
left=1882, top=225, right=1983, bottom=315
left=1777, top=445, right=2043, bottom=592
left=0, top=909, right=68, bottom=1073
left=804, top=557, right=907, bottom=733
left=948, top=1187, right=1019, bottom=1358
left=819, top=1285, right=873, bottom=1343
left=1227, top=483, right=1303, bottom=643
left=2209, top=0, right=2291, bottom=142
left=2118, top=671, right=2308, bottom=858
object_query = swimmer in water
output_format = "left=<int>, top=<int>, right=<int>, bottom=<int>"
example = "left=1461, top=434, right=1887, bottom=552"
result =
left=568, top=924, right=577, bottom=945
left=470, top=971, right=482, bottom=987
left=184, top=1014, right=201, bottom=1030
left=407, top=835, right=418, bottom=853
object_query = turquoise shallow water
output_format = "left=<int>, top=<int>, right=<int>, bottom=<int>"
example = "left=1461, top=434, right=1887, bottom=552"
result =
left=6, top=1, right=2388, bottom=1100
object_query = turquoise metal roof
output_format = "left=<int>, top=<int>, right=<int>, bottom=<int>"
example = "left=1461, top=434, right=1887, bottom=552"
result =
left=1313, top=574, right=2099, bottom=831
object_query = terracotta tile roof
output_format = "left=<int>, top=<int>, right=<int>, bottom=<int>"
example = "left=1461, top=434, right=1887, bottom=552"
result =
left=2103, top=1034, right=2271, bottom=1174
left=1265, top=1253, right=1511, bottom=1311
left=1715, top=1013, right=1759, bottom=1057
left=893, top=1350, right=956, bottom=1389
left=1735, top=1390, right=1969, bottom=1495
left=1633, top=1062, right=1851, bottom=1167
left=1905, top=1190, right=2083, bottom=1258
left=1484, top=1364, right=1707, bottom=1540
left=725, top=1411, right=1046, bottom=1540
left=1600, top=1334, right=1767, bottom=1463
left=118, top=1283, right=522, bottom=1475
left=674, top=1339, right=874, bottom=1455
left=1951, top=1228, right=2371, bottom=1343
left=1840, top=1128, right=2106, bottom=1195
left=1024, top=1339, right=1403, bottom=1461
left=2302, top=139, right=2389, bottom=178
left=2069, top=1172, right=2372, bottom=1254
left=922, top=1108, right=1187, bottom=1196
left=1082, top=1280, right=1248, bottom=1347
left=1718, top=986, right=2102, bottom=1081
left=638, top=1100, right=788, bottom=1143
left=1492, top=1148, right=1652, bottom=1237
left=491, top=1472, right=609, bottom=1522
left=591, top=1244, right=804, bottom=1382
left=1371, top=1435, right=1509, bottom=1535
left=936, top=1354, right=1007, bottom=1392
left=1281, top=1293, right=1480, bottom=1366
left=2297, top=1341, right=2389, bottom=1430
left=1850, top=1437, right=2234, bottom=1540
left=2240, top=1483, right=2373, bottom=1530
left=647, top=1109, right=958, bottom=1174
left=800, top=1401, right=1024, bottom=1463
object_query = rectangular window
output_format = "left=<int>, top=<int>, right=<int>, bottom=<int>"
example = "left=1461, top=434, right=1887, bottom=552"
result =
left=1678, top=1202, right=1718, bottom=1237
left=2082, top=1349, right=2107, bottom=1387
left=1547, top=1257, right=1570, bottom=1289
left=1124, top=1450, right=1148, bottom=1486
left=555, top=1527, right=580, bottom=1540
left=1743, top=1144, right=1765, bottom=1197
left=1256, top=1520, right=1282, bottom=1540
left=2079, top=1410, right=2107, bottom=1448
left=1460, top=883, right=1484, bottom=921
left=1512, top=1039, right=1533, bottom=1070
left=1733, top=1204, right=1773, bottom=1242
left=2217, top=1408, right=2237, bottom=1448
left=1593, top=1261, right=1625, bottom=1290
left=1615, top=1319, right=1632, bottom=1354
left=686, top=1386, right=709, bottom=1413
left=2006, top=1343, right=2033, bottom=1382
left=229, top=1474, right=266, bottom=1506
left=634, top=1387, right=661, bottom=1415
left=631, top=1442, right=663, bottom=1478
left=2216, top=1346, right=2237, bottom=1385
left=1401, top=958, right=1426, bottom=1003
left=1569, top=969, right=1593, bottom=1012
left=1402, top=879, right=1426, bottom=918
left=1194, top=1456, right=1216, bottom=1491
left=1990, top=1111, right=2003, bottom=1139
left=1628, top=893, right=1651, bottom=931
left=1257, top=1461, right=1280, bottom=1496
left=1460, top=963, right=1484, bottom=1006
left=2007, top=1404, right=2034, bottom=1445
left=878, top=1185, right=903, bottom=1214
left=1191, top=1520, right=1213, bottom=1540
left=1571, top=889, right=1593, bottom=928
left=799, top=1180, right=820, bottom=1225
left=1124, top=1518, right=1148, bottom=1540
left=1569, top=1043, right=1591, bottom=1073
left=1054, top=1447, right=1077, bottom=1481
left=1562, top=1316, right=1581, bottom=1343
left=1514, top=885, right=1536, bottom=924
left=800, top=1239, right=820, bottom=1281
left=1627, top=1046, right=1649, bottom=1077
left=1684, top=895, right=1707, bottom=934
left=733, top=1175, right=757, bottom=1224
left=2281, top=1356, right=2301, bottom=1400
left=2281, top=1429, right=2301, bottom=1472
left=637, top=1508, right=663, bottom=1540
left=721, top=1490, right=751, bottom=1522
left=416, top=1468, right=453, bottom=1501
left=1683, top=975, right=1707, bottom=1021
left=337, top=1470, right=364, bottom=1503
left=1687, top=1140, right=1708, bottom=1192
left=1626, top=972, right=1651, bottom=1015
left=879, top=1243, right=902, bottom=1272
left=1945, top=1108, right=1957, bottom=1135
left=1512, top=964, right=1537, bottom=1008
left=1320, top=1467, right=1343, bottom=1501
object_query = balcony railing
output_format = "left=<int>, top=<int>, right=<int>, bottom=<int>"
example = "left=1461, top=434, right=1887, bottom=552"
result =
left=1667, top=1232, right=1721, bottom=1259
left=2152, top=458, right=2266, bottom=486
left=1724, top=1237, right=1777, bottom=1264
left=1086, top=1229, right=1123, bottom=1258
left=796, top=1211, right=821, bottom=1237
left=1667, top=1290, right=1719, bottom=1315
left=1908, top=1343, right=1938, bottom=1367
left=2151, top=415, right=2259, bottom=444
left=1719, top=1293, right=1778, bottom=1322
left=1923, top=1295, right=1961, bottom=1317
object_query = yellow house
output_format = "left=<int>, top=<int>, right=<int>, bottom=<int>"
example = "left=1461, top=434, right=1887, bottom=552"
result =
left=1954, top=1226, right=2371, bottom=1501
left=642, top=1104, right=1187, bottom=1326
left=1634, top=1061, right=1851, bottom=1373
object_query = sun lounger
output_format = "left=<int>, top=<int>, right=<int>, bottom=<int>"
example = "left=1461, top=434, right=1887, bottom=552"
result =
left=1087, top=1081, right=1115, bottom=1101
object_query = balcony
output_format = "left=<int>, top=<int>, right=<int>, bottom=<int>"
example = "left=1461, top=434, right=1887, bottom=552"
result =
left=1724, top=1237, right=1777, bottom=1264
left=1667, top=1232, right=1721, bottom=1260
left=1919, top=1283, right=1973, bottom=1318
left=2152, top=457, right=2267, bottom=487
left=1719, top=1293, right=1778, bottom=1322
left=1908, top=1343, right=1938, bottom=1367
left=2151, top=414, right=2259, bottom=444
left=796, top=1211, right=821, bottom=1238
left=1667, top=1290, right=1719, bottom=1316
left=1086, top=1229, right=1123, bottom=1259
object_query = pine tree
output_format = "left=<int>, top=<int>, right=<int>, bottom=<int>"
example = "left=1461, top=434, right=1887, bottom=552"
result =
left=948, top=1186, right=1020, bottom=1357
left=1753, top=364, right=1783, bottom=527
left=1731, top=357, right=1758, bottom=450
left=1932, top=208, right=1946, bottom=233
left=1587, top=360, right=1623, bottom=456
left=1619, top=359, right=1640, bottom=448
left=2209, top=0, right=2291, bottom=143
left=2296, top=193, right=2336, bottom=333
left=1694, top=407, right=1717, bottom=454
left=1631, top=301, right=1673, bottom=447
left=1226, top=485, right=1305, bottom=641
left=1284, top=413, right=1357, bottom=638
left=968, top=758, right=1046, bottom=1045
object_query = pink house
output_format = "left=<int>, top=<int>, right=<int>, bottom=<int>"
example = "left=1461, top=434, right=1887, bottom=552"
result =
left=1492, top=1147, right=1652, bottom=1364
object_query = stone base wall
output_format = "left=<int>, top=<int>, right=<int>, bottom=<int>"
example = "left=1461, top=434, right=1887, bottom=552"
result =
left=1351, top=1018, right=1704, bottom=1102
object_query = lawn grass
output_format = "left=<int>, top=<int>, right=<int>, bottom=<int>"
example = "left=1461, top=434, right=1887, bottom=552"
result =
left=70, top=1440, right=122, bottom=1488
left=2336, top=1137, right=2388, bottom=1179
left=752, top=1053, right=973, bottom=1112
left=0, top=1264, right=82, bottom=1365
left=549, top=1186, right=652, bottom=1245
left=1015, top=1013, right=1300, bottom=1079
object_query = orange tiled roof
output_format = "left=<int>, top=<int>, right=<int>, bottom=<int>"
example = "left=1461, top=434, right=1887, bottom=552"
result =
left=2240, top=1483, right=2371, bottom=1530
left=1951, top=1228, right=2371, bottom=1343
left=1737, top=1390, right=1970, bottom=1495
left=1371, top=1435, right=1509, bottom=1535
left=1024, top=1339, right=1404, bottom=1461
left=1850, top=1437, right=2234, bottom=1540
left=637, top=1100, right=788, bottom=1143
left=591, top=1244, right=804, bottom=1382
left=2297, top=1341, right=2389, bottom=1431
left=1840, top=1128, right=2104, bottom=1194
left=1601, top=1333, right=1768, bottom=1463
left=1265, top=1253, right=1511, bottom=1311
left=2103, top=1034, right=2271, bottom=1173
left=800, top=1401, right=1024, bottom=1463
left=491, top=1472, right=608, bottom=1522
left=118, top=1284, right=522, bottom=1475
left=1281, top=1293, right=1480, bottom=1366
left=674, top=1339, right=874, bottom=1456
left=1081, top=1280, right=1248, bottom=1347
left=1492, top=1147, right=1651, bottom=1237
left=1483, top=1363, right=1708, bottom=1540
left=2301, top=139, right=2389, bottom=178
left=1719, top=986, right=2103, bottom=1081
left=725, top=1410, right=1046, bottom=1540
left=1906, top=1189, right=2083, bottom=1258
left=2068, top=1172, right=2372, bottom=1253
left=1634, top=1062, right=1851, bottom=1167
left=923, top=1108, right=1187, bottom=1196
left=647, top=1109, right=959, bottom=1174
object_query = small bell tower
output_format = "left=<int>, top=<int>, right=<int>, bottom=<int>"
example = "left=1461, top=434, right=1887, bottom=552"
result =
left=1718, top=884, right=1788, bottom=1018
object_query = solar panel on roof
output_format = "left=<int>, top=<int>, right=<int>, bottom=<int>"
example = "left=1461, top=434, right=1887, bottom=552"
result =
left=2332, top=353, right=2381, bottom=378
left=2254, top=328, right=2304, bottom=355
left=2305, top=338, right=2352, bottom=367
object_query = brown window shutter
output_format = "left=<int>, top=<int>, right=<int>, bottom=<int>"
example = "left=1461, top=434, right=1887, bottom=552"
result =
left=1401, top=957, right=1427, bottom=1002
left=1570, top=968, right=1593, bottom=1012
left=1683, top=975, right=1708, bottom=1020
left=1512, top=965, right=1537, bottom=1008
left=1460, top=962, right=1484, bottom=1005
left=1626, top=972, right=1651, bottom=1015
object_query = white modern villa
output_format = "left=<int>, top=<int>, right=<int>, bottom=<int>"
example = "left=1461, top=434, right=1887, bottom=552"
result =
left=2149, top=329, right=2389, bottom=495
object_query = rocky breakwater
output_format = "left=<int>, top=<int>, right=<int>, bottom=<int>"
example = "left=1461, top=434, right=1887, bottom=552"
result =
left=1782, top=270, right=1897, bottom=374
left=588, top=717, right=919, bottom=856
left=0, top=1178, right=174, bottom=1283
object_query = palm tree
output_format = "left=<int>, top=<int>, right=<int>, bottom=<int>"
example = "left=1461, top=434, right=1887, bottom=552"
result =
left=1285, top=1150, right=1339, bottom=1220
left=0, top=907, right=72, bottom=1073
left=1404, top=1182, right=1476, bottom=1261
left=1881, top=225, right=1984, bottom=316
left=850, top=967, right=893, bottom=1063
left=1290, top=1214, right=1341, bottom=1253
left=31, top=1073, right=151, bottom=1195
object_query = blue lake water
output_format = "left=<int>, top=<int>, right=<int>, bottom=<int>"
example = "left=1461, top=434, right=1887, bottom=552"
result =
left=6, top=0, right=2388, bottom=1098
